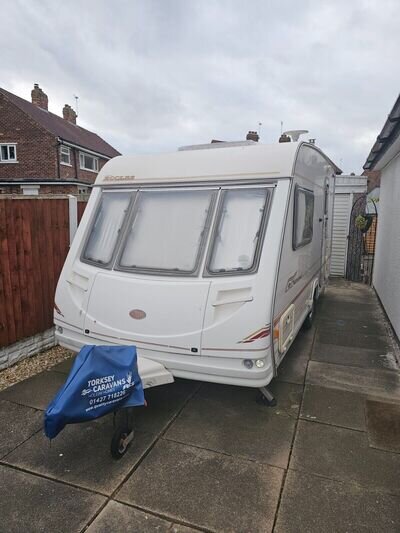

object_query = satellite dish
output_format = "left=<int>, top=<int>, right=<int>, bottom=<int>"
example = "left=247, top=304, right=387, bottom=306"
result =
left=283, top=130, right=309, bottom=142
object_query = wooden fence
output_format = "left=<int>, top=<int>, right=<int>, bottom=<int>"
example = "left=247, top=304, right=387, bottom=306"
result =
left=0, top=196, right=87, bottom=348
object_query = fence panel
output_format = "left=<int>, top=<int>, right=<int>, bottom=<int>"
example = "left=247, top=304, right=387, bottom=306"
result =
left=0, top=196, right=81, bottom=348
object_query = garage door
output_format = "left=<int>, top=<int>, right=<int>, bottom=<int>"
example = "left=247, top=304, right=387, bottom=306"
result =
left=331, top=193, right=351, bottom=276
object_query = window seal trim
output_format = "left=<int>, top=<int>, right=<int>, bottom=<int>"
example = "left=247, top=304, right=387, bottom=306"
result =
left=203, top=186, right=273, bottom=277
left=114, top=189, right=218, bottom=277
left=292, top=184, right=314, bottom=251
left=80, top=191, right=137, bottom=269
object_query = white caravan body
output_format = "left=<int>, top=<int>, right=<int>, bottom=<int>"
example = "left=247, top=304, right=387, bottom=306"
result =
left=54, top=142, right=336, bottom=388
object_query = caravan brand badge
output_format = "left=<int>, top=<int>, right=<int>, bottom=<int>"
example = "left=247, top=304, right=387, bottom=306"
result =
left=129, top=309, right=146, bottom=320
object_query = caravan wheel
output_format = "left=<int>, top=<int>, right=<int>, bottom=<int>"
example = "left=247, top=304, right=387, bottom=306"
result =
left=302, top=299, right=315, bottom=330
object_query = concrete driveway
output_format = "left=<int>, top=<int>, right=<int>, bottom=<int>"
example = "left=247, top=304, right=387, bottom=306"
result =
left=0, top=280, right=399, bottom=532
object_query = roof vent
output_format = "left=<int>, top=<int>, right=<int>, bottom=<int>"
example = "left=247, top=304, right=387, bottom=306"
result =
left=282, top=129, right=309, bottom=142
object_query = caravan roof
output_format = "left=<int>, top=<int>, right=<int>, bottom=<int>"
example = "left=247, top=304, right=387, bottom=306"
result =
left=96, top=142, right=308, bottom=186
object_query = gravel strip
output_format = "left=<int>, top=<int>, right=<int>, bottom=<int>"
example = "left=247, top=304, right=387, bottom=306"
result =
left=0, top=345, right=73, bottom=392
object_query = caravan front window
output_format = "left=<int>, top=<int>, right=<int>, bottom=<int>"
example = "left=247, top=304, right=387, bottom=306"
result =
left=118, top=189, right=214, bottom=273
left=206, top=188, right=270, bottom=274
left=82, top=192, right=132, bottom=265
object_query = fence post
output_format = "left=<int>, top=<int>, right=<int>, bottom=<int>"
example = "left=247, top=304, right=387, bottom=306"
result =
left=68, top=195, right=78, bottom=245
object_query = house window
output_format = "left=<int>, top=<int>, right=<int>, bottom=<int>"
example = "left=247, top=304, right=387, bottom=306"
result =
left=293, top=185, right=314, bottom=250
left=60, top=146, right=71, bottom=165
left=0, top=144, right=17, bottom=163
left=79, top=152, right=99, bottom=172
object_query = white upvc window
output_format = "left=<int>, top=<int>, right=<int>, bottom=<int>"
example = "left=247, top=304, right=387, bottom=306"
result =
left=79, top=151, right=99, bottom=172
left=0, top=144, right=17, bottom=163
left=60, top=145, right=71, bottom=166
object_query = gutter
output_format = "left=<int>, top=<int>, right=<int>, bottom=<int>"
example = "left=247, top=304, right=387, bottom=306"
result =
left=0, top=180, right=93, bottom=187
left=57, top=138, right=114, bottom=160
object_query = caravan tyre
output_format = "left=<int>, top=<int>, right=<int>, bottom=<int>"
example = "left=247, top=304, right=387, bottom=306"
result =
left=302, top=299, right=315, bottom=330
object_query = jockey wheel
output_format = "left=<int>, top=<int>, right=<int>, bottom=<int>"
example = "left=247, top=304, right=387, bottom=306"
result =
left=111, top=407, right=135, bottom=459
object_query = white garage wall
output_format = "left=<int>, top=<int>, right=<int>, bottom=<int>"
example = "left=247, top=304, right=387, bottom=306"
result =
left=373, top=152, right=400, bottom=338
left=331, top=193, right=351, bottom=276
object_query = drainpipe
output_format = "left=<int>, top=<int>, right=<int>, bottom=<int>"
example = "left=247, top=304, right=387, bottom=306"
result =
left=56, top=140, right=61, bottom=180
left=74, top=147, right=78, bottom=179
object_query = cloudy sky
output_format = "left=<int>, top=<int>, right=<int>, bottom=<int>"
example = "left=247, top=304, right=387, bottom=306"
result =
left=1, top=0, right=399, bottom=173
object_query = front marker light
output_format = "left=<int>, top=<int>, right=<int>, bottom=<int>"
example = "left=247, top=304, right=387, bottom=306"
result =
left=255, top=359, right=265, bottom=368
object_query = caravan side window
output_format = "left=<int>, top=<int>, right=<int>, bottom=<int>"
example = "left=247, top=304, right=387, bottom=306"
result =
left=293, top=185, right=314, bottom=249
left=206, top=188, right=270, bottom=275
left=82, top=192, right=132, bottom=266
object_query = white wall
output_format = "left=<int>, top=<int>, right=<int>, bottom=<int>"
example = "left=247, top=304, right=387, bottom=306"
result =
left=373, top=152, right=400, bottom=338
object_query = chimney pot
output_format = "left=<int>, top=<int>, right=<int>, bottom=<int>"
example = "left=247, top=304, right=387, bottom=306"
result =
left=63, top=104, right=77, bottom=125
left=31, top=84, right=48, bottom=110
left=246, top=130, right=259, bottom=142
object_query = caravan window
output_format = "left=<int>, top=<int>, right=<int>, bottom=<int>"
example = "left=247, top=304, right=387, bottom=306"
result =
left=118, top=189, right=214, bottom=274
left=206, top=188, right=270, bottom=275
left=82, top=192, right=132, bottom=265
left=293, top=185, right=314, bottom=249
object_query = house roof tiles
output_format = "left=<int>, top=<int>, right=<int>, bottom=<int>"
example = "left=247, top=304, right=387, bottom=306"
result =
left=0, top=87, right=120, bottom=159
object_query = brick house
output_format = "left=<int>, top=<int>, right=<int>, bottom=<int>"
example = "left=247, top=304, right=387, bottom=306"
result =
left=0, top=84, right=120, bottom=195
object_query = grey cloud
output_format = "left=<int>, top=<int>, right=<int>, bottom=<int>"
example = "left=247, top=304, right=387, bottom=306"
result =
left=1, top=0, right=399, bottom=172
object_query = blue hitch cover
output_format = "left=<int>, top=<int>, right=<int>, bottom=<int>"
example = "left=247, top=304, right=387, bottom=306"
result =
left=44, top=345, right=145, bottom=439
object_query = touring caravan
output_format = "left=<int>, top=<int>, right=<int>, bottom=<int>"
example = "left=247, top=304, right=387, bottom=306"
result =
left=54, top=137, right=339, bottom=404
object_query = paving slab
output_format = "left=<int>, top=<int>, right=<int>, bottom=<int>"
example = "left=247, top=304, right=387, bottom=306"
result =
left=306, top=361, right=400, bottom=402
left=365, top=399, right=400, bottom=453
left=317, top=316, right=387, bottom=336
left=311, top=341, right=397, bottom=370
left=0, top=399, right=43, bottom=459
left=0, top=370, right=67, bottom=410
left=275, top=469, right=400, bottom=533
left=50, top=355, right=76, bottom=375
left=4, top=380, right=197, bottom=495
left=276, top=350, right=309, bottom=385
left=317, top=301, right=380, bottom=320
left=165, top=381, right=301, bottom=469
left=117, top=439, right=283, bottom=533
left=315, top=329, right=390, bottom=351
left=290, top=420, right=400, bottom=494
left=276, top=330, right=314, bottom=385
left=86, top=500, right=198, bottom=532
left=0, top=464, right=105, bottom=533
left=300, top=384, right=366, bottom=431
